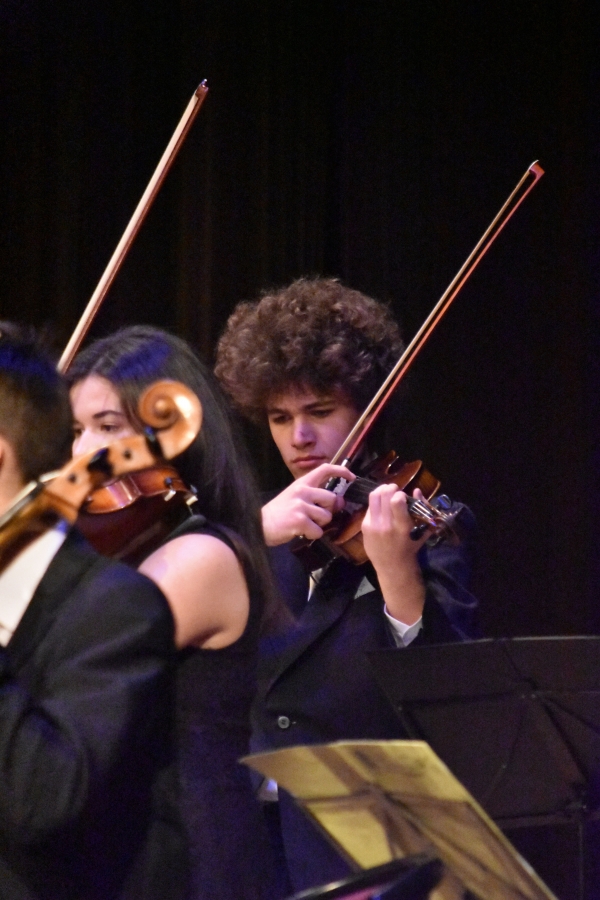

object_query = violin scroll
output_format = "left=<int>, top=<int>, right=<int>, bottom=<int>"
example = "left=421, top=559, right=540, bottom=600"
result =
left=137, top=380, right=202, bottom=460
left=407, top=492, right=461, bottom=545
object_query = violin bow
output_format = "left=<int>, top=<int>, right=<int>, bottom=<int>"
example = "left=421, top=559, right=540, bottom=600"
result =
left=331, top=160, right=545, bottom=467
left=58, top=81, right=209, bottom=373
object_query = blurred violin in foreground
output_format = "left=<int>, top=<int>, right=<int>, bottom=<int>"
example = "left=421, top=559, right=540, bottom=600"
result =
left=0, top=380, right=202, bottom=572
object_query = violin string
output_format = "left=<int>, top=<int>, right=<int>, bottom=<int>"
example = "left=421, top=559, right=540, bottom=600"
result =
left=343, top=479, right=446, bottom=528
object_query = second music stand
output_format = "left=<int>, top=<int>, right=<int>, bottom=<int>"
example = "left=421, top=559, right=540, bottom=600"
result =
left=368, top=636, right=600, bottom=898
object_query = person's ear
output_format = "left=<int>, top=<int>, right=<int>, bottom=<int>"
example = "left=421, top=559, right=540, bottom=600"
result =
left=0, top=434, right=21, bottom=483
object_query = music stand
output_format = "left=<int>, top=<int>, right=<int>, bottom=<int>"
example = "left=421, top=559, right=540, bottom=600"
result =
left=368, top=636, right=600, bottom=898
left=284, top=855, right=442, bottom=900
left=244, top=740, right=558, bottom=899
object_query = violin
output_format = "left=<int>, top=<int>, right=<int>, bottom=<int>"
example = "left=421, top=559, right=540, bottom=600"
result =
left=291, top=454, right=460, bottom=571
left=0, top=380, right=202, bottom=573
left=75, top=380, right=202, bottom=564
left=76, top=465, right=197, bottom=563
left=292, top=161, right=545, bottom=571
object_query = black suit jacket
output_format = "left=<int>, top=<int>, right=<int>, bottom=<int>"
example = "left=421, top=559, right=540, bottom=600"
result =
left=252, top=502, right=479, bottom=893
left=253, top=502, right=478, bottom=751
left=0, top=530, right=185, bottom=900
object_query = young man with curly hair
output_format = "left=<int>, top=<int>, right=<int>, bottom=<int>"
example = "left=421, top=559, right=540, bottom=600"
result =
left=216, top=278, right=478, bottom=894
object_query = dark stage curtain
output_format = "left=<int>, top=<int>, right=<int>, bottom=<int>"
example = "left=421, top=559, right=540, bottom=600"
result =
left=1, top=3, right=600, bottom=896
left=0, top=1, right=598, bottom=634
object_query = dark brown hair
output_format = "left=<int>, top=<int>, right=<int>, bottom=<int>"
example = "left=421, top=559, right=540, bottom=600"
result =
left=67, top=325, right=283, bottom=632
left=0, top=322, right=72, bottom=481
left=215, top=278, right=404, bottom=423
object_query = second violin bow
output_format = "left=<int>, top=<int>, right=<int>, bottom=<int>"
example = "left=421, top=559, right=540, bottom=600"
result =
left=58, top=81, right=209, bottom=373
left=332, top=160, right=545, bottom=467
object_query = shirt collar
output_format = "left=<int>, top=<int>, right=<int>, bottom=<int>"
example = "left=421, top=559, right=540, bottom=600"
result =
left=0, top=522, right=69, bottom=645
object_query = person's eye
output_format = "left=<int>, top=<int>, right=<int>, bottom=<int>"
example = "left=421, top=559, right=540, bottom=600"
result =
left=269, top=414, right=289, bottom=425
left=73, top=426, right=82, bottom=439
left=100, top=423, right=121, bottom=433
left=312, top=408, right=334, bottom=418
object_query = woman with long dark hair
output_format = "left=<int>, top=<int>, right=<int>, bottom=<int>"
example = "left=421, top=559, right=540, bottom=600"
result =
left=68, top=325, right=279, bottom=900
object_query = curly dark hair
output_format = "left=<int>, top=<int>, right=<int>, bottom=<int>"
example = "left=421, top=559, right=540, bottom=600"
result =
left=215, top=278, right=404, bottom=423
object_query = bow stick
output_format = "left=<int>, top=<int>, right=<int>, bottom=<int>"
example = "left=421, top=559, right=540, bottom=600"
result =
left=332, top=160, right=545, bottom=468
left=58, top=81, right=209, bottom=373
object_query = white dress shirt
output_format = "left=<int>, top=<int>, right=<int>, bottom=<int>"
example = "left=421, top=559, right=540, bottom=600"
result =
left=355, top=575, right=423, bottom=647
left=310, top=570, right=423, bottom=647
left=0, top=522, right=68, bottom=645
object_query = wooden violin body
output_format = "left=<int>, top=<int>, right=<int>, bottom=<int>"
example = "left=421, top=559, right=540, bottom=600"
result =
left=77, top=465, right=196, bottom=564
left=292, top=453, right=460, bottom=571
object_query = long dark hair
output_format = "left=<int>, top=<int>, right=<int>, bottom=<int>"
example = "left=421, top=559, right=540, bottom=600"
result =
left=67, top=325, right=282, bottom=632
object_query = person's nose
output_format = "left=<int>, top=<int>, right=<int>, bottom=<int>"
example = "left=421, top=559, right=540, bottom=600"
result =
left=291, top=416, right=315, bottom=449
left=72, top=429, right=106, bottom=458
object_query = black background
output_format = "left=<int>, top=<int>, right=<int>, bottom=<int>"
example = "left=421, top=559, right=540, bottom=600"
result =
left=1, top=2, right=599, bottom=895
left=1, top=0, right=597, bottom=638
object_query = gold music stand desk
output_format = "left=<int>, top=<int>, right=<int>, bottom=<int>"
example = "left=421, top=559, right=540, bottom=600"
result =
left=243, top=740, right=558, bottom=900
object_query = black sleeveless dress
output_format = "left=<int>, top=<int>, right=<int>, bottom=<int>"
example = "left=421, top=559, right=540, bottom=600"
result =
left=157, top=515, right=277, bottom=900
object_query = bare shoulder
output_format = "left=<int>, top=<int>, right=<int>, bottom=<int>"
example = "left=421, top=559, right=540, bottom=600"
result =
left=139, top=533, right=250, bottom=649
left=145, top=531, right=239, bottom=568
